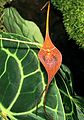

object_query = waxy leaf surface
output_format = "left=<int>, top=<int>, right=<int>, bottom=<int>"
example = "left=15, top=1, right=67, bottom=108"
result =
left=1, top=5, right=84, bottom=120
left=4, top=7, right=44, bottom=44
left=0, top=32, right=65, bottom=120
left=56, top=64, right=84, bottom=120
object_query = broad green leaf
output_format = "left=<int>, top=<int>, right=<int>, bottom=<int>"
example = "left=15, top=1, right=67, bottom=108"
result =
left=59, top=65, right=74, bottom=95
left=0, top=32, right=84, bottom=120
left=0, top=32, right=42, bottom=49
left=73, top=96, right=84, bottom=120
left=56, top=64, right=84, bottom=120
left=0, top=32, right=65, bottom=120
left=3, top=7, right=44, bottom=44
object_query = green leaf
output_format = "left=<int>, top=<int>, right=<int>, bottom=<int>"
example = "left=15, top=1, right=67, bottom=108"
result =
left=0, top=32, right=42, bottom=49
left=3, top=7, right=44, bottom=44
left=73, top=96, right=84, bottom=120
left=59, top=64, right=74, bottom=95
left=0, top=32, right=84, bottom=120
left=0, top=32, right=65, bottom=120
left=56, top=64, right=84, bottom=120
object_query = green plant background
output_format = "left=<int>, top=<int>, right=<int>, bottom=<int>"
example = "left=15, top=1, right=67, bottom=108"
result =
left=0, top=6, right=84, bottom=120
left=51, top=0, right=84, bottom=49
left=0, top=0, right=8, bottom=32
